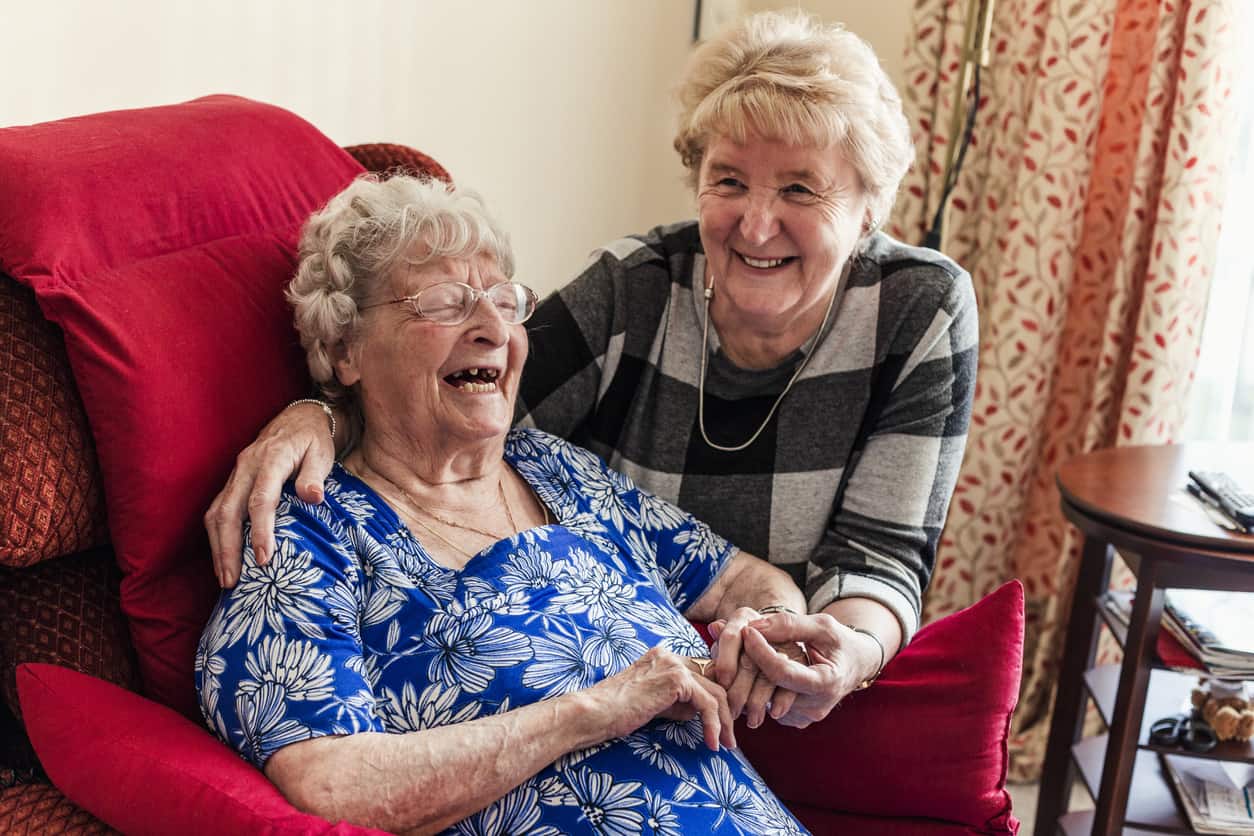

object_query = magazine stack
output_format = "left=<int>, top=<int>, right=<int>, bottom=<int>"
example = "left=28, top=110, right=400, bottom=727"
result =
left=1099, top=589, right=1254, bottom=680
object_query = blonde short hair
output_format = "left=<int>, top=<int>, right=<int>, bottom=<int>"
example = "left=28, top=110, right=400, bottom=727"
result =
left=674, top=10, right=913, bottom=227
left=287, top=175, right=514, bottom=407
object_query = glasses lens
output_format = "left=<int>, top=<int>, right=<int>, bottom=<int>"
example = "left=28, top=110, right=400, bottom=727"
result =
left=416, top=282, right=474, bottom=324
left=488, top=282, right=536, bottom=324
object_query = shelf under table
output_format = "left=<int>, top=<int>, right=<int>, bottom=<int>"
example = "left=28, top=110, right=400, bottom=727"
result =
left=1071, top=735, right=1190, bottom=832
left=1084, top=664, right=1254, bottom=764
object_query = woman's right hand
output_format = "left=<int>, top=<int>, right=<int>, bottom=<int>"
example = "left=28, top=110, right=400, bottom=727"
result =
left=583, top=648, right=735, bottom=751
left=205, top=402, right=337, bottom=589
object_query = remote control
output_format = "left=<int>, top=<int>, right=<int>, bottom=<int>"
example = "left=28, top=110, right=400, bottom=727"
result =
left=1187, top=470, right=1254, bottom=529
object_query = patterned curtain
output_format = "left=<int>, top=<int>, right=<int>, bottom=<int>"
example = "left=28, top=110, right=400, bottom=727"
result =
left=890, top=0, right=1243, bottom=779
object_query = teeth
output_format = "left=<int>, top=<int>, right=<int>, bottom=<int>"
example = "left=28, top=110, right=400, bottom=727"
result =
left=469, top=367, right=478, bottom=375
left=458, top=381, right=498, bottom=393
left=743, top=255, right=786, bottom=269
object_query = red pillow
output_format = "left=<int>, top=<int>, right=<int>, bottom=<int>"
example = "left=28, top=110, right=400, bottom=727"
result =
left=736, top=581, right=1023, bottom=833
left=0, top=96, right=364, bottom=716
left=789, top=803, right=988, bottom=835
left=17, top=662, right=387, bottom=835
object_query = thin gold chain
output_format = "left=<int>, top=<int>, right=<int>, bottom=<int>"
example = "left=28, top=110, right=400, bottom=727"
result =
left=353, top=458, right=550, bottom=545
left=499, top=480, right=521, bottom=532
left=405, top=514, right=477, bottom=558
left=501, top=477, right=551, bottom=527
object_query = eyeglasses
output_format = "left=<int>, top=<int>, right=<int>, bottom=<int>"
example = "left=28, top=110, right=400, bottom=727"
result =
left=360, top=281, right=538, bottom=325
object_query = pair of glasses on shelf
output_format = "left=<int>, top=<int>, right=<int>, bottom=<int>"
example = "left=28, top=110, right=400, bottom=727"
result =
left=1149, top=713, right=1218, bottom=753
left=361, top=281, right=538, bottom=326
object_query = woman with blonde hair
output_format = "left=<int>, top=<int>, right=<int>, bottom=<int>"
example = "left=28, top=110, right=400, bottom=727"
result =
left=208, top=10, right=978, bottom=733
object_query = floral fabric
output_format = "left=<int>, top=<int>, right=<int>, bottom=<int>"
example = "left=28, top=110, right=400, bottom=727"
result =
left=196, top=428, right=806, bottom=835
left=892, top=0, right=1242, bottom=778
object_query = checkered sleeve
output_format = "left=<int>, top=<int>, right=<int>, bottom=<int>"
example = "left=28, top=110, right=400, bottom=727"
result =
left=514, top=250, right=618, bottom=438
left=517, top=235, right=673, bottom=444
left=806, top=267, right=979, bottom=642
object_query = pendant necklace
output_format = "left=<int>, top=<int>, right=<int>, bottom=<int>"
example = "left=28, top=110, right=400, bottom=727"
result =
left=696, top=264, right=846, bottom=452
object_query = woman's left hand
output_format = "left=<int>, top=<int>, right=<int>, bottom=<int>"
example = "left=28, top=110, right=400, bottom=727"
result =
left=734, top=611, right=882, bottom=728
left=708, top=608, right=807, bottom=728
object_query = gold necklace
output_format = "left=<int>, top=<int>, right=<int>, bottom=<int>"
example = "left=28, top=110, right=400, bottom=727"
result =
left=357, top=458, right=549, bottom=540
left=406, top=515, right=478, bottom=558
left=374, top=470, right=513, bottom=540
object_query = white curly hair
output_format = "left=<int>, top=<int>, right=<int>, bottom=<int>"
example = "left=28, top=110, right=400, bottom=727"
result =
left=287, top=174, right=515, bottom=413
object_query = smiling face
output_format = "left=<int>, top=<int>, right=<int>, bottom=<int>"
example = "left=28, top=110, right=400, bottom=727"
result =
left=697, top=133, right=870, bottom=360
left=333, top=250, right=528, bottom=452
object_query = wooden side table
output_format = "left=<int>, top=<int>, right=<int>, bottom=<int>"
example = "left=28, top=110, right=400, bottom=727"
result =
left=1035, top=443, right=1254, bottom=835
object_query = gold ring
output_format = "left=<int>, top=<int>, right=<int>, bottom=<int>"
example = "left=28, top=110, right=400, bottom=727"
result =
left=690, top=657, right=713, bottom=676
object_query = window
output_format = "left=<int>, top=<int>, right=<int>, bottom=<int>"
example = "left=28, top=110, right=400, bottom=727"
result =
left=1180, top=48, right=1254, bottom=442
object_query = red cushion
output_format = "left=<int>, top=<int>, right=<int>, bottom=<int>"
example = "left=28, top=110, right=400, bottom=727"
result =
left=0, top=96, right=364, bottom=716
left=789, top=803, right=989, bottom=835
left=737, top=581, right=1023, bottom=833
left=17, top=662, right=388, bottom=835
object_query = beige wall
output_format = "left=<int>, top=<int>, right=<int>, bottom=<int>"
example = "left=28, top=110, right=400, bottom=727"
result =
left=3, top=0, right=696, bottom=295
left=746, top=0, right=913, bottom=90
left=4, top=1, right=913, bottom=295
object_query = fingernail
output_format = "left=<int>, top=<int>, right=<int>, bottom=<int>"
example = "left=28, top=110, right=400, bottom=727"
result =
left=255, top=546, right=268, bottom=566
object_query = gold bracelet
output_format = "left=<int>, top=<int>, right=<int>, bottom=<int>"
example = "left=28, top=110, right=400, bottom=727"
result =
left=286, top=398, right=336, bottom=442
left=849, top=626, right=887, bottom=690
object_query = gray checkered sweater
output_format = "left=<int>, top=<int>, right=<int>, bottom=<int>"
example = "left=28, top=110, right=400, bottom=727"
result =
left=517, top=220, right=977, bottom=640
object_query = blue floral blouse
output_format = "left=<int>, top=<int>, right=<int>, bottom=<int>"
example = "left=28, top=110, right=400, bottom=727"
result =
left=196, top=428, right=807, bottom=835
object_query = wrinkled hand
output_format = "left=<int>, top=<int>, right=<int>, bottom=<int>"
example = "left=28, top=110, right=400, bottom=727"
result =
left=738, top=612, right=879, bottom=729
left=708, top=607, right=807, bottom=728
left=585, top=648, right=734, bottom=751
left=205, top=403, right=335, bottom=588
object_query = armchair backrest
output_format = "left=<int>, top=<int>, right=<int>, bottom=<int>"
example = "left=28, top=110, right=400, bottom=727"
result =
left=0, top=96, right=457, bottom=718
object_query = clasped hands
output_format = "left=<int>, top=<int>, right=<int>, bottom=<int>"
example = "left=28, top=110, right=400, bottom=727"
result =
left=685, top=607, right=879, bottom=731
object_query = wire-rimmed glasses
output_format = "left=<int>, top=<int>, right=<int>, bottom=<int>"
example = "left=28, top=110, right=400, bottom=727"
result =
left=361, top=281, right=538, bottom=325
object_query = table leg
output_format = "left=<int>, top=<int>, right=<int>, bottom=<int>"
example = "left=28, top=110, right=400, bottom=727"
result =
left=1092, top=557, right=1163, bottom=834
left=1035, top=534, right=1114, bottom=835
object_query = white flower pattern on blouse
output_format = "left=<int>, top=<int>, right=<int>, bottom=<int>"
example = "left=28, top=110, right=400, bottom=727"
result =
left=196, top=428, right=806, bottom=835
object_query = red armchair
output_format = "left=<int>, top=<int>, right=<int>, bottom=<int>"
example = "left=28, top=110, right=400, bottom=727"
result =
left=0, top=96, right=1022, bottom=835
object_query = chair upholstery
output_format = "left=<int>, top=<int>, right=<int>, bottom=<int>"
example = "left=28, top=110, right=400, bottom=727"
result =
left=0, top=278, right=107, bottom=568
left=0, top=783, right=116, bottom=835
left=0, top=116, right=449, bottom=835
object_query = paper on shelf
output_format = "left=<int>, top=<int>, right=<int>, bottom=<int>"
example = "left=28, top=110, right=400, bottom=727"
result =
left=1203, top=781, right=1254, bottom=825
left=1166, top=754, right=1254, bottom=835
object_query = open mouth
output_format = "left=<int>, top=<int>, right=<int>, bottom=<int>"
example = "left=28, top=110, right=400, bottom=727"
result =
left=737, top=252, right=797, bottom=269
left=443, top=367, right=501, bottom=393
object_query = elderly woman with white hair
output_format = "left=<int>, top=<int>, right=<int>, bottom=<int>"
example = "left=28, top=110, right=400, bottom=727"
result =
left=207, top=10, right=978, bottom=733
left=197, top=174, right=811, bottom=834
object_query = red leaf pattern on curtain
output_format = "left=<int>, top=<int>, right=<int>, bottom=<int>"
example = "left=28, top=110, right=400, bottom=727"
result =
left=892, top=0, right=1240, bottom=779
